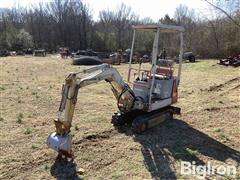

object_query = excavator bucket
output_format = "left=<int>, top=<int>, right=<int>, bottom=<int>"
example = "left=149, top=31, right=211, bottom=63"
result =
left=47, top=132, right=73, bottom=157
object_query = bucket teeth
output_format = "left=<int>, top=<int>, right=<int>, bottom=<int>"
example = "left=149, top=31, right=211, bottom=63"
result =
left=58, top=149, right=74, bottom=159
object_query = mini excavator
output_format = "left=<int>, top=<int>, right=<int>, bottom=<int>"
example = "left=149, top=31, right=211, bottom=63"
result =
left=47, top=24, right=184, bottom=157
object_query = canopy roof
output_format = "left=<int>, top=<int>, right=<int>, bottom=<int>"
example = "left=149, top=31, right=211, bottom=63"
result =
left=132, top=24, right=184, bottom=32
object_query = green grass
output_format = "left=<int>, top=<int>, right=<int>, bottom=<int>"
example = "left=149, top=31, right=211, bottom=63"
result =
left=31, top=144, right=38, bottom=149
left=214, top=128, right=228, bottom=140
left=24, top=128, right=32, bottom=134
left=81, top=156, right=94, bottom=162
left=111, top=172, right=122, bottom=179
left=174, top=147, right=199, bottom=160
left=0, top=86, right=5, bottom=91
left=183, top=60, right=212, bottom=70
left=183, top=60, right=239, bottom=73
left=31, top=92, right=37, bottom=95
left=186, top=148, right=199, bottom=157
left=218, top=132, right=227, bottom=140
left=214, top=128, right=222, bottom=133
left=16, top=113, right=24, bottom=124
left=75, top=125, right=79, bottom=131
left=44, top=164, right=49, bottom=170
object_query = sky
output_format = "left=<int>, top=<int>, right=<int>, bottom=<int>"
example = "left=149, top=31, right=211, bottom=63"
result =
left=0, top=0, right=211, bottom=21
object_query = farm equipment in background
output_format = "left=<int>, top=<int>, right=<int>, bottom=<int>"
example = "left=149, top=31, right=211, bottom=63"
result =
left=0, top=49, right=9, bottom=57
left=71, top=56, right=103, bottom=65
left=175, top=52, right=195, bottom=63
left=71, top=49, right=106, bottom=65
left=218, top=54, right=240, bottom=67
left=33, top=49, right=46, bottom=57
left=60, top=47, right=71, bottom=59
left=47, top=24, right=184, bottom=158
left=183, top=52, right=195, bottom=62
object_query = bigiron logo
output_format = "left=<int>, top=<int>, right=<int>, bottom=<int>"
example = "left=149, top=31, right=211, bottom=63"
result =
left=180, top=161, right=237, bottom=179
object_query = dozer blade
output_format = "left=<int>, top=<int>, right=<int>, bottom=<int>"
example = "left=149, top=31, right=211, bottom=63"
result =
left=47, top=132, right=73, bottom=158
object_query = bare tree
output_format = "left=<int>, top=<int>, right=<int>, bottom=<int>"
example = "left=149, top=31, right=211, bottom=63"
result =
left=204, top=0, right=240, bottom=27
left=0, top=0, right=239, bottom=57
left=113, top=3, right=135, bottom=49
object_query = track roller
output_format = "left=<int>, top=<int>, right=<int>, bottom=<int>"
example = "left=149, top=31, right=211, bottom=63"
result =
left=132, top=106, right=179, bottom=133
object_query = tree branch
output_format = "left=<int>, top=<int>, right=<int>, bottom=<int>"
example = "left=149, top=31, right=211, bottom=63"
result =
left=204, top=0, right=240, bottom=28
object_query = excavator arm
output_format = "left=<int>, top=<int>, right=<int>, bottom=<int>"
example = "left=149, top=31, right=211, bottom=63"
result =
left=47, top=64, right=143, bottom=157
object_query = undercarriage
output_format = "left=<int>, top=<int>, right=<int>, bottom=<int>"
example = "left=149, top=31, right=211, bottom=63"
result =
left=112, top=106, right=181, bottom=133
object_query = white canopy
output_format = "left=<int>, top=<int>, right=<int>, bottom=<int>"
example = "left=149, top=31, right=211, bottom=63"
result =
left=132, top=24, right=184, bottom=32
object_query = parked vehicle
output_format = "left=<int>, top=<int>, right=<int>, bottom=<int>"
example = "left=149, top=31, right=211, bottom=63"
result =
left=183, top=52, right=195, bottom=62
left=0, top=49, right=9, bottom=57
left=175, top=52, right=196, bottom=63
left=72, top=56, right=103, bottom=65
left=33, top=49, right=46, bottom=57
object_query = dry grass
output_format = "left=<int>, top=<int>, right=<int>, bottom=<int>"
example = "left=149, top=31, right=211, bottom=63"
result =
left=0, top=56, right=239, bottom=179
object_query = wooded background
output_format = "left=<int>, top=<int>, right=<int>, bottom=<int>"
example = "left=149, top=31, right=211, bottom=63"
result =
left=0, top=0, right=239, bottom=58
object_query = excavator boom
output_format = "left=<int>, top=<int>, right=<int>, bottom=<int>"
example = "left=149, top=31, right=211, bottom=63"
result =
left=47, top=64, right=143, bottom=157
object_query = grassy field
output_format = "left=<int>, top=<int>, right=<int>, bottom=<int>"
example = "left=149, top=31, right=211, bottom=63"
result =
left=0, top=56, right=239, bottom=179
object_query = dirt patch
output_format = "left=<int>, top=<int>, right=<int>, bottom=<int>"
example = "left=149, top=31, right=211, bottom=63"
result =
left=207, top=77, right=240, bottom=92
left=204, top=105, right=240, bottom=112
left=73, top=129, right=118, bottom=145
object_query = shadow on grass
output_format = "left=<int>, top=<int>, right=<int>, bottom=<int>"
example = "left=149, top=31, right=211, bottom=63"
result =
left=49, top=118, right=240, bottom=179
left=118, top=118, right=240, bottom=179
left=50, top=156, right=83, bottom=180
